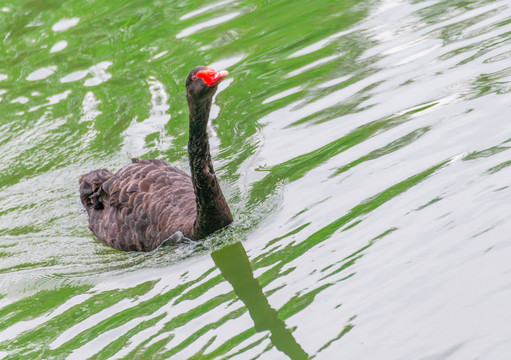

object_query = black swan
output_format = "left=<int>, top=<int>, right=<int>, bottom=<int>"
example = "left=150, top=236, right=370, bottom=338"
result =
left=79, top=66, right=233, bottom=251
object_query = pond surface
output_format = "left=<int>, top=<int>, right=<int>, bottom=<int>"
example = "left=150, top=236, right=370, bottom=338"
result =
left=1, top=0, right=511, bottom=358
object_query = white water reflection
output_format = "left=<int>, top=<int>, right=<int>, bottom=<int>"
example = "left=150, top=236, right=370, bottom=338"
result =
left=262, top=86, right=302, bottom=104
left=176, top=12, right=241, bottom=38
left=123, top=77, right=172, bottom=157
left=84, top=61, right=113, bottom=87
left=286, top=54, right=342, bottom=78
left=148, top=50, right=168, bottom=62
left=26, top=66, right=57, bottom=81
left=50, top=40, right=68, bottom=53
left=60, top=70, right=88, bottom=83
left=11, top=96, right=29, bottom=104
left=52, top=18, right=80, bottom=32
left=207, top=53, right=247, bottom=72
left=179, top=0, right=237, bottom=21
left=29, top=90, right=71, bottom=112
left=60, top=61, right=113, bottom=85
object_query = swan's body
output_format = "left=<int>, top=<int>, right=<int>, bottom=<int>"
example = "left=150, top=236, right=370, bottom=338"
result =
left=79, top=67, right=232, bottom=251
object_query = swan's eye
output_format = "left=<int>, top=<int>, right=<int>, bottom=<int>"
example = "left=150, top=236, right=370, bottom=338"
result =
left=192, top=75, right=197, bottom=81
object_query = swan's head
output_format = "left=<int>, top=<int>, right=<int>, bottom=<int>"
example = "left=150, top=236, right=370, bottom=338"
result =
left=186, top=66, right=229, bottom=101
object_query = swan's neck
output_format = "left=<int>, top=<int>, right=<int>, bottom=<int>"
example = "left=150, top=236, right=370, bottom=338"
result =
left=188, top=98, right=232, bottom=239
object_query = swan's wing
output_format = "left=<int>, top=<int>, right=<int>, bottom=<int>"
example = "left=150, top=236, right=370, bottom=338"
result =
left=78, top=168, right=113, bottom=210
left=102, top=159, right=191, bottom=208
left=79, top=159, right=196, bottom=251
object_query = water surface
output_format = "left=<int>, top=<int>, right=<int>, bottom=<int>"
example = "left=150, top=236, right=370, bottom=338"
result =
left=1, top=0, right=511, bottom=358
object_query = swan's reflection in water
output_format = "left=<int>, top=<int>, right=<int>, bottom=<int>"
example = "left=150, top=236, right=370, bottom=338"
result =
left=211, top=242, right=309, bottom=360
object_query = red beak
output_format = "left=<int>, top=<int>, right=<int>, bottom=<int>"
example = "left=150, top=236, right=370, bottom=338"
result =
left=196, top=68, right=229, bottom=87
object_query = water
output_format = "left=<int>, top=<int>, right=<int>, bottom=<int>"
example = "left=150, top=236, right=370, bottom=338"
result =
left=1, top=0, right=511, bottom=358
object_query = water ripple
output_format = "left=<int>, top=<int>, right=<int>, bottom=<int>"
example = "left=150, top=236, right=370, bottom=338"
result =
left=1, top=0, right=511, bottom=358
